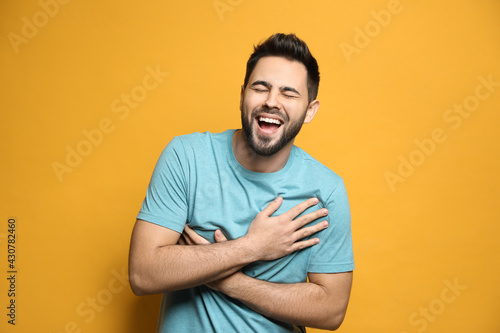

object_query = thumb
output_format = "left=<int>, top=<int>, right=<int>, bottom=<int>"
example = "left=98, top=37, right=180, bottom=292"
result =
left=214, top=229, right=228, bottom=242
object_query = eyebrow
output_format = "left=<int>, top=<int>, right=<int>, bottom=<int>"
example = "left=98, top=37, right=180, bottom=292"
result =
left=250, top=80, right=272, bottom=89
left=250, top=80, right=301, bottom=96
left=281, top=86, right=301, bottom=96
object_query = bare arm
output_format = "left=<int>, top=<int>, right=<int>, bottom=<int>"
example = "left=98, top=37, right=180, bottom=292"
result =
left=128, top=197, right=329, bottom=295
left=183, top=226, right=353, bottom=330
left=208, top=271, right=353, bottom=331
left=129, top=220, right=253, bottom=295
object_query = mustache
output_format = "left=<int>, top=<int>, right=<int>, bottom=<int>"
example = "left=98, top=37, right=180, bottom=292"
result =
left=251, top=107, right=289, bottom=122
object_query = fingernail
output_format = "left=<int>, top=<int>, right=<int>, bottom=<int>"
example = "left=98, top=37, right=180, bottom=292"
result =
left=323, top=221, right=329, bottom=228
left=215, top=230, right=222, bottom=238
left=312, top=197, right=319, bottom=204
left=275, top=196, right=282, bottom=203
left=322, top=209, right=328, bottom=215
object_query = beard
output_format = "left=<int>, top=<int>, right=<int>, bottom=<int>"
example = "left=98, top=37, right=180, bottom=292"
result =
left=241, top=106, right=307, bottom=156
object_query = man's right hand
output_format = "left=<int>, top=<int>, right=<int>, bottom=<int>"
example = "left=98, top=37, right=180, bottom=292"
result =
left=243, top=196, right=329, bottom=261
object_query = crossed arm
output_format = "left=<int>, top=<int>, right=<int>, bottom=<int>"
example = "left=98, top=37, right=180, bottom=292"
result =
left=215, top=271, right=353, bottom=330
left=128, top=197, right=353, bottom=330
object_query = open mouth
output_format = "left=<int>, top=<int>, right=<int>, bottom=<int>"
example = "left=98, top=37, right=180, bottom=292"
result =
left=257, top=116, right=283, bottom=133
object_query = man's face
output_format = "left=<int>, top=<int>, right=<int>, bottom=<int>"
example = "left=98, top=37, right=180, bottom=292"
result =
left=240, top=56, right=317, bottom=156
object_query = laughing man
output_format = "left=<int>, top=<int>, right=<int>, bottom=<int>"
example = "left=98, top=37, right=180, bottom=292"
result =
left=129, top=33, right=354, bottom=332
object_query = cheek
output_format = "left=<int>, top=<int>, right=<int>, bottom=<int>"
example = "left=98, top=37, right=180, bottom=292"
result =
left=287, top=106, right=308, bottom=123
left=245, top=92, right=268, bottom=106
left=282, top=102, right=302, bottom=112
left=242, top=99, right=259, bottom=115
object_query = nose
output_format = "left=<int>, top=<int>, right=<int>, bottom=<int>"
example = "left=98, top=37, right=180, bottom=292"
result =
left=264, top=90, right=281, bottom=110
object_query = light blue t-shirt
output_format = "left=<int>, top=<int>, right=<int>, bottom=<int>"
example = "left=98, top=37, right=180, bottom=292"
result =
left=137, top=129, right=354, bottom=332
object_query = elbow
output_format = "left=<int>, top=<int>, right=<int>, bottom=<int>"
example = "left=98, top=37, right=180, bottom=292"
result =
left=321, top=310, right=347, bottom=331
left=130, top=282, right=147, bottom=297
left=129, top=250, right=165, bottom=296
left=129, top=263, right=177, bottom=296
left=129, top=266, right=154, bottom=296
left=129, top=271, right=146, bottom=296
left=325, top=319, right=343, bottom=331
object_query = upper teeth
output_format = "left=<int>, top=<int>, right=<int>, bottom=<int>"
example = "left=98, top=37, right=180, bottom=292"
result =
left=259, top=117, right=281, bottom=125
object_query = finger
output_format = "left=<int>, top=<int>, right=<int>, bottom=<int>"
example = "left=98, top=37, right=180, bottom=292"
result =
left=183, top=225, right=211, bottom=245
left=293, top=208, right=328, bottom=229
left=214, top=229, right=228, bottom=242
left=177, top=234, right=187, bottom=245
left=293, top=221, right=329, bottom=242
left=179, top=230, right=195, bottom=245
left=259, top=196, right=284, bottom=217
left=284, top=197, right=320, bottom=220
left=291, top=237, right=321, bottom=252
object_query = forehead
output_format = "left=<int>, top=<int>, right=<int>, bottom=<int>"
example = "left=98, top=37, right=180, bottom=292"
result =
left=249, top=56, right=308, bottom=91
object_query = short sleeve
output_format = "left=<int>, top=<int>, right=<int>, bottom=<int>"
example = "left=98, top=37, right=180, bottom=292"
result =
left=307, top=179, right=355, bottom=273
left=137, top=137, right=189, bottom=233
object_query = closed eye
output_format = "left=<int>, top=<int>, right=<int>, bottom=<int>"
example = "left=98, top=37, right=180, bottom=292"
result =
left=250, top=80, right=271, bottom=93
left=281, top=87, right=301, bottom=99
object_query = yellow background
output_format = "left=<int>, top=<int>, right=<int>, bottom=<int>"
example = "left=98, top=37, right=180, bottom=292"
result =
left=1, top=0, right=499, bottom=332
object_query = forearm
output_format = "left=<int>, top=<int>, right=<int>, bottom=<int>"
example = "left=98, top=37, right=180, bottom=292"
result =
left=217, top=273, right=348, bottom=330
left=130, top=196, right=329, bottom=296
left=130, top=238, right=256, bottom=295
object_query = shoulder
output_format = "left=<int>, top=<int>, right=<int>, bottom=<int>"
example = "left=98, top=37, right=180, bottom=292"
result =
left=292, top=146, right=346, bottom=198
left=292, top=146, right=343, bottom=182
left=169, top=130, right=233, bottom=150
left=156, top=130, right=234, bottom=170
left=161, top=130, right=233, bottom=155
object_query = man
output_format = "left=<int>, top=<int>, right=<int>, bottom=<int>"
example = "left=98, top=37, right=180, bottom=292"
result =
left=129, top=33, right=354, bottom=332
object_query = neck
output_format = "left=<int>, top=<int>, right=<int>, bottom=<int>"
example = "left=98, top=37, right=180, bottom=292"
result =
left=232, top=130, right=294, bottom=173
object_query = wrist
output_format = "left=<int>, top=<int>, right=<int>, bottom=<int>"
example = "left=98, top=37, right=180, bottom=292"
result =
left=219, top=271, right=246, bottom=297
left=237, top=234, right=261, bottom=263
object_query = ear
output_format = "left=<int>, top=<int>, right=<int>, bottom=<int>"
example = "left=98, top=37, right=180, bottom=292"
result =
left=303, top=99, right=320, bottom=124
left=239, top=85, right=245, bottom=111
